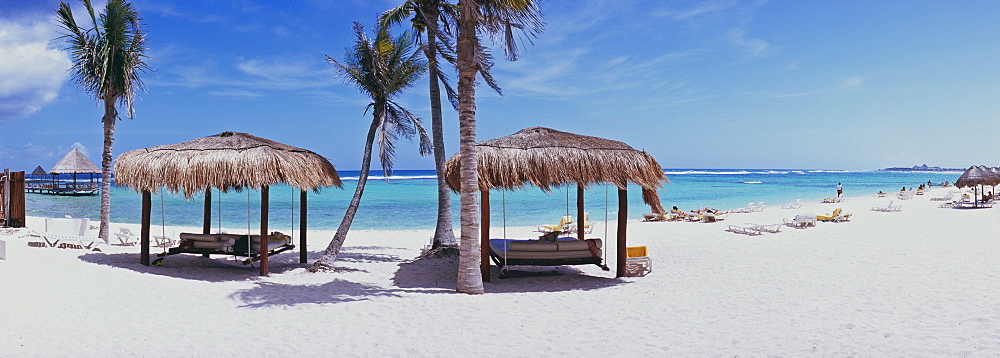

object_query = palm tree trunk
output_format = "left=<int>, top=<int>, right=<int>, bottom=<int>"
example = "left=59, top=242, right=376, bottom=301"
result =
left=455, top=0, right=484, bottom=294
left=99, top=97, right=117, bottom=242
left=310, top=106, right=383, bottom=272
left=425, top=9, right=458, bottom=249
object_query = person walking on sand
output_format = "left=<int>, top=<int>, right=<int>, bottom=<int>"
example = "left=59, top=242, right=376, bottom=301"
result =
left=836, top=182, right=843, bottom=197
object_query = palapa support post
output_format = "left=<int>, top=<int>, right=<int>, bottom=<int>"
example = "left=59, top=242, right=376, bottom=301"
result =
left=259, top=185, right=269, bottom=276
left=300, top=190, right=307, bottom=264
left=140, top=191, right=151, bottom=266
left=202, top=189, right=212, bottom=234
left=480, top=190, right=491, bottom=283
left=577, top=185, right=585, bottom=241
left=616, top=188, right=627, bottom=278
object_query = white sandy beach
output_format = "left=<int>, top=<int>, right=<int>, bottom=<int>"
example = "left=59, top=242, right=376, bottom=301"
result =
left=1, top=188, right=998, bottom=356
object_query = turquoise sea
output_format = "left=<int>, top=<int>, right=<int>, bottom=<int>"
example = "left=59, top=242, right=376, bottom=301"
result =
left=25, top=169, right=963, bottom=231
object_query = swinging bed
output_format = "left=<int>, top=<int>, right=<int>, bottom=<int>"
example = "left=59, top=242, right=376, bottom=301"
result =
left=443, top=127, right=667, bottom=280
left=114, top=131, right=342, bottom=276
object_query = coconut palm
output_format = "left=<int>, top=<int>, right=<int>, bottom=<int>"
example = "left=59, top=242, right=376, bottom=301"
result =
left=310, top=23, right=431, bottom=271
left=379, top=1, right=506, bottom=252
left=380, top=1, right=461, bottom=251
left=453, top=0, right=542, bottom=294
left=55, top=0, right=150, bottom=242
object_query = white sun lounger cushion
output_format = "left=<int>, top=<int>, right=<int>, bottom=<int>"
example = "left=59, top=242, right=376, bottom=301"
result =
left=499, top=238, right=602, bottom=252
left=191, top=241, right=226, bottom=249
left=494, top=248, right=602, bottom=260
left=507, top=241, right=559, bottom=251
left=179, top=233, right=222, bottom=242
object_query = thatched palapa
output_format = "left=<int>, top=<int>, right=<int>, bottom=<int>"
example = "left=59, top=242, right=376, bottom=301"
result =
left=115, top=131, right=342, bottom=198
left=114, top=131, right=342, bottom=276
left=443, top=126, right=668, bottom=280
left=443, top=127, right=667, bottom=213
left=954, top=165, right=1000, bottom=189
left=50, top=148, right=100, bottom=174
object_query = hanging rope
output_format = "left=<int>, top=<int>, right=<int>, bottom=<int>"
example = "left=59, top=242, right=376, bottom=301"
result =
left=159, top=188, right=167, bottom=256
left=603, top=184, right=608, bottom=264
left=216, top=188, right=221, bottom=234
left=565, top=186, right=570, bottom=218
left=502, top=189, right=508, bottom=270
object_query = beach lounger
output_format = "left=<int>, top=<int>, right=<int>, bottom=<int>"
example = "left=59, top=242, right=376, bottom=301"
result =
left=781, top=199, right=803, bottom=209
left=784, top=214, right=816, bottom=228
left=930, top=193, right=954, bottom=201
left=727, top=224, right=761, bottom=236
left=822, top=197, right=843, bottom=203
left=731, top=203, right=753, bottom=213
left=817, top=208, right=851, bottom=222
left=752, top=223, right=783, bottom=234
left=113, top=227, right=137, bottom=246
left=536, top=216, right=574, bottom=233
left=871, top=201, right=902, bottom=212
left=623, top=246, right=652, bottom=277
left=39, top=217, right=106, bottom=249
left=750, top=202, right=766, bottom=212
left=488, top=237, right=609, bottom=278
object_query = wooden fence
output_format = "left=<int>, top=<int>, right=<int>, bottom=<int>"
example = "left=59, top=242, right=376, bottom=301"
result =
left=1, top=170, right=25, bottom=227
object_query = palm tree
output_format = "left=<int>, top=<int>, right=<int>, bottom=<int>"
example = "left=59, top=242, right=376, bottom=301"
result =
left=55, top=0, right=150, bottom=242
left=380, top=1, right=460, bottom=251
left=454, top=0, right=542, bottom=294
left=379, top=1, right=506, bottom=253
left=310, top=23, right=432, bottom=272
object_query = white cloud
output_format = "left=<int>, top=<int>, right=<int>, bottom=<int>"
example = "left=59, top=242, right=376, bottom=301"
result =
left=728, top=28, right=774, bottom=59
left=667, top=0, right=740, bottom=21
left=0, top=19, right=71, bottom=120
left=70, top=142, right=90, bottom=158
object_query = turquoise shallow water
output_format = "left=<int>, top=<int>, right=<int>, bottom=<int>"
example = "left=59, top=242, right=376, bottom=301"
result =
left=24, top=169, right=963, bottom=230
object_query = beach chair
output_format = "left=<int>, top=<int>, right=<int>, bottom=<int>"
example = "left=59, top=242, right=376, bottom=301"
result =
left=930, top=193, right=953, bottom=201
left=40, top=217, right=106, bottom=249
left=113, top=227, right=137, bottom=246
left=537, top=216, right=574, bottom=233
left=781, top=199, right=803, bottom=209
left=623, top=246, right=652, bottom=277
left=727, top=224, right=761, bottom=235
left=753, top=223, right=783, bottom=234
left=784, top=214, right=816, bottom=228
left=731, top=203, right=753, bottom=213
left=642, top=213, right=664, bottom=222
left=817, top=208, right=851, bottom=222
left=750, top=202, right=766, bottom=212
left=872, top=201, right=902, bottom=212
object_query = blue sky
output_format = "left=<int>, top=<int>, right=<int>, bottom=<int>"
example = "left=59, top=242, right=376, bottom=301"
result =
left=1, top=0, right=997, bottom=172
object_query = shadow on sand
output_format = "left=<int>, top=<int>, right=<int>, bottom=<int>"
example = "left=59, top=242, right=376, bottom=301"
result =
left=391, top=254, right=628, bottom=294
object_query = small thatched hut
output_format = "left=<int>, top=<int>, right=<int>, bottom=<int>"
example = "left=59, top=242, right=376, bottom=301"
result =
left=955, top=165, right=1000, bottom=206
left=115, top=131, right=342, bottom=275
left=443, top=127, right=667, bottom=280
left=50, top=148, right=100, bottom=174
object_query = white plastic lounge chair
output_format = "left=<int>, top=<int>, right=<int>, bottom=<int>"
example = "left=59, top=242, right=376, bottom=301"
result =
left=753, top=223, right=783, bottom=233
left=872, top=201, right=902, bottom=212
left=781, top=199, right=803, bottom=209
left=731, top=203, right=753, bottom=213
left=750, top=202, right=766, bottom=212
left=623, top=246, right=652, bottom=277
left=930, top=193, right=953, bottom=201
left=40, top=217, right=106, bottom=249
left=113, top=227, right=137, bottom=246
left=727, top=224, right=762, bottom=236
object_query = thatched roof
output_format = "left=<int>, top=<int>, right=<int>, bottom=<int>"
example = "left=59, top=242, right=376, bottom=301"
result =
left=49, top=148, right=100, bottom=174
left=115, top=131, right=342, bottom=198
left=443, top=127, right=667, bottom=213
left=31, top=166, right=48, bottom=175
left=954, top=165, right=1000, bottom=188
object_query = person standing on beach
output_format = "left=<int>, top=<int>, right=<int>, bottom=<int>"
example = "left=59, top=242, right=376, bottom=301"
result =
left=836, top=182, right=843, bottom=197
